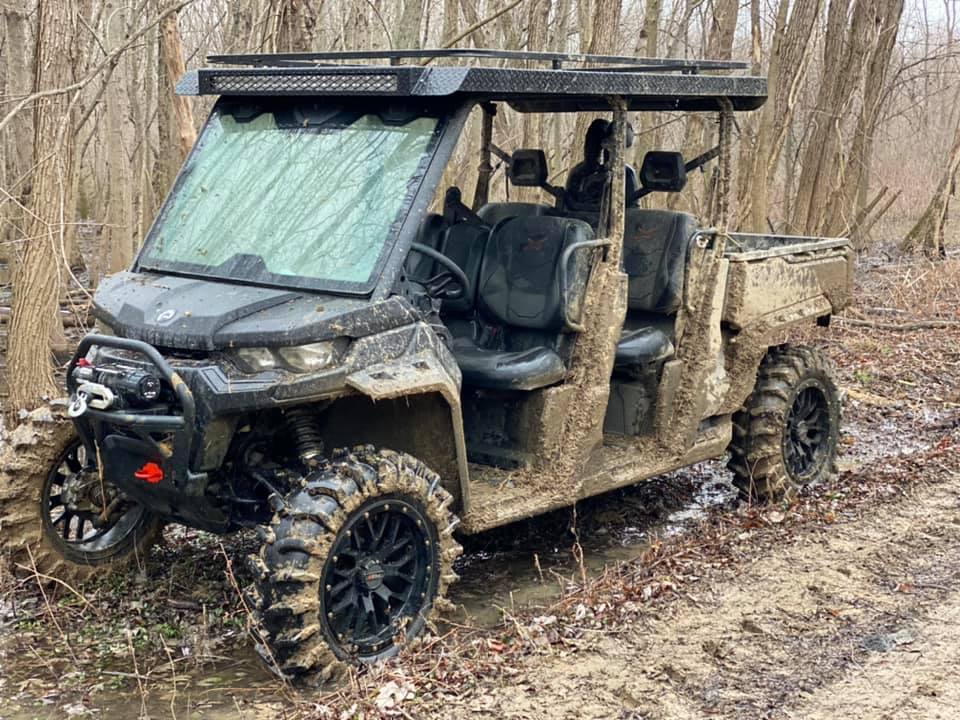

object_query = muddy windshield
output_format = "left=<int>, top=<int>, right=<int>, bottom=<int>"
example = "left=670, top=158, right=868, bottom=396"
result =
left=138, top=102, right=442, bottom=292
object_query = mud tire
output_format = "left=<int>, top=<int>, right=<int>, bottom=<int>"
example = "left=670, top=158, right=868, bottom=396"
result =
left=249, top=446, right=462, bottom=682
left=0, top=403, right=162, bottom=581
left=728, top=345, right=841, bottom=502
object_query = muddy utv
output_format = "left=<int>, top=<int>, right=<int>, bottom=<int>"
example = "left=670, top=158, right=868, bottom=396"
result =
left=2, top=49, right=853, bottom=680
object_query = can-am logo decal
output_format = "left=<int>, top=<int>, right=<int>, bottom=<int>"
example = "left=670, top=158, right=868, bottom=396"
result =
left=155, top=308, right=177, bottom=324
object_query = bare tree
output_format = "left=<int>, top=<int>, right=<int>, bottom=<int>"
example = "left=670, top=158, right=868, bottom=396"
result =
left=1, top=1, right=35, bottom=264
left=789, top=0, right=894, bottom=236
left=159, top=8, right=197, bottom=160
left=7, top=0, right=85, bottom=411
left=736, top=0, right=822, bottom=232
left=902, top=114, right=960, bottom=258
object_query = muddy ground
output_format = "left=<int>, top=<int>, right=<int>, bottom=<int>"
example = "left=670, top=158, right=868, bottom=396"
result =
left=1, top=255, right=959, bottom=719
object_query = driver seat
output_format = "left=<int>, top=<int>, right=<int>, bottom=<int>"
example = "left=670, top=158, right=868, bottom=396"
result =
left=452, top=215, right=595, bottom=391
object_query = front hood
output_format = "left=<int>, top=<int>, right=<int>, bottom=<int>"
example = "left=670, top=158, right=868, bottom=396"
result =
left=93, top=272, right=417, bottom=351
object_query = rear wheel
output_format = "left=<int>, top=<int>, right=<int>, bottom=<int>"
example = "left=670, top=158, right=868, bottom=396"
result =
left=728, top=345, right=841, bottom=502
left=0, top=405, right=162, bottom=579
left=250, top=446, right=462, bottom=681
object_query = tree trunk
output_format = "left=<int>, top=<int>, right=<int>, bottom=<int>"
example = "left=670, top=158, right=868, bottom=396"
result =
left=901, top=120, right=960, bottom=258
left=395, top=0, right=423, bottom=49
left=1, top=1, right=35, bottom=274
left=159, top=10, right=197, bottom=163
left=442, top=0, right=459, bottom=45
left=633, top=0, right=660, bottom=172
left=789, top=0, right=880, bottom=235
left=827, top=0, right=904, bottom=241
left=737, top=0, right=822, bottom=231
left=103, top=2, right=133, bottom=278
left=133, top=10, right=158, bottom=247
left=7, top=0, right=82, bottom=412
left=275, top=0, right=318, bottom=52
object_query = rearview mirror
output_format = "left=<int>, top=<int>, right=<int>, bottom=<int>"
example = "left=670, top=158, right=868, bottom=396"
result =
left=509, top=149, right=549, bottom=187
left=640, top=151, right=687, bottom=192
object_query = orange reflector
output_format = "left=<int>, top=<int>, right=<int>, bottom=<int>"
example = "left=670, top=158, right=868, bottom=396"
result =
left=134, top=462, right=164, bottom=484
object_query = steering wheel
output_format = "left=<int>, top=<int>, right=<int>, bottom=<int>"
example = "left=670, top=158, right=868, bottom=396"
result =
left=409, top=242, right=471, bottom=304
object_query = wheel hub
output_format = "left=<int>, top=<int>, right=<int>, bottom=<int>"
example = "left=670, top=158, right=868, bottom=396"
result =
left=360, top=560, right=386, bottom=591
left=60, top=468, right=102, bottom=514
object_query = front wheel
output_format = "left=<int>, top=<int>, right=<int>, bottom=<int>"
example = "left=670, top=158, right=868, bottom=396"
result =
left=250, top=447, right=462, bottom=681
left=0, top=405, right=162, bottom=579
left=728, top=345, right=841, bottom=502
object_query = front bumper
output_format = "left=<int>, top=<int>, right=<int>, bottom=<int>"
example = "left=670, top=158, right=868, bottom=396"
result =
left=66, top=334, right=223, bottom=527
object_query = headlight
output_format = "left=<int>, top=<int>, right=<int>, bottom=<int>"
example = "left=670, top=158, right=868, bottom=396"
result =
left=234, top=347, right=276, bottom=372
left=234, top=341, right=339, bottom=373
left=276, top=341, right=337, bottom=372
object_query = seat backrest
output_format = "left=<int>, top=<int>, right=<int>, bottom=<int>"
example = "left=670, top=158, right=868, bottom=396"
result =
left=477, top=202, right=554, bottom=227
left=622, top=208, right=696, bottom=314
left=438, top=221, right=490, bottom=315
left=477, top=216, right=594, bottom=332
left=563, top=165, right=641, bottom=213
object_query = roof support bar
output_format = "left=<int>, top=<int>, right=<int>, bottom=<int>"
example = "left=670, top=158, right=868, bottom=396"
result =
left=472, top=103, right=496, bottom=211
left=206, top=48, right=749, bottom=75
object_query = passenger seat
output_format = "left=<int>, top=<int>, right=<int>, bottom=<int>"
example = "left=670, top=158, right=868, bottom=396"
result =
left=452, top=216, right=595, bottom=391
left=612, top=208, right=696, bottom=373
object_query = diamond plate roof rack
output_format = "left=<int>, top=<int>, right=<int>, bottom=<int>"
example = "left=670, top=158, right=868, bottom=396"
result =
left=177, top=47, right=766, bottom=113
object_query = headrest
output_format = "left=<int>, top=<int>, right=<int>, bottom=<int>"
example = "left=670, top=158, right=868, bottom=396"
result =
left=640, top=152, right=687, bottom=192
left=509, top=149, right=549, bottom=187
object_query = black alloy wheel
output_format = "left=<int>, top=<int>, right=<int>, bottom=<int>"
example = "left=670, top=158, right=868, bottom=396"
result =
left=321, top=496, right=438, bottom=657
left=729, top=345, right=841, bottom=501
left=251, top=446, right=461, bottom=681
left=784, top=384, right=832, bottom=479
left=41, top=438, right=157, bottom=565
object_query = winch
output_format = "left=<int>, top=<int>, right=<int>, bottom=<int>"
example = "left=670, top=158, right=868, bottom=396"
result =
left=69, top=359, right=163, bottom=416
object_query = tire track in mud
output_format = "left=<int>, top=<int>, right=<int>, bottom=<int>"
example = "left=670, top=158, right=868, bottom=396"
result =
left=480, top=446, right=960, bottom=720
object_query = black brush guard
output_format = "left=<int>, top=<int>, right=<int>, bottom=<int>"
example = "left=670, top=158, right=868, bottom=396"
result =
left=66, top=335, right=228, bottom=530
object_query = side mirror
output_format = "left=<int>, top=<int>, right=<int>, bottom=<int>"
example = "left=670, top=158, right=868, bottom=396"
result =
left=640, top=151, right=687, bottom=192
left=509, top=149, right=549, bottom=187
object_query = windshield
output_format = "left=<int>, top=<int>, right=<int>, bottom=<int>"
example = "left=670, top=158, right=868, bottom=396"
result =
left=139, top=102, right=443, bottom=292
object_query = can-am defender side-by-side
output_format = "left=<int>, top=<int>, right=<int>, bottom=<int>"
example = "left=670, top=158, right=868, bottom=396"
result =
left=0, top=49, right=853, bottom=680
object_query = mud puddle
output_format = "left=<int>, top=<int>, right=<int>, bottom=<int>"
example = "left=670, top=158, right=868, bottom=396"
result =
left=0, top=629, right=282, bottom=719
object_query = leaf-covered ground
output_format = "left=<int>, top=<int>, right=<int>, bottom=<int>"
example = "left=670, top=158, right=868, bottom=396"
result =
left=1, top=256, right=958, bottom=719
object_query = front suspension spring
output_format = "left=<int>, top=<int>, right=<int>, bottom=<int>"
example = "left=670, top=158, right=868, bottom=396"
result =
left=285, top=407, right=325, bottom=465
